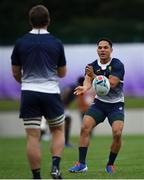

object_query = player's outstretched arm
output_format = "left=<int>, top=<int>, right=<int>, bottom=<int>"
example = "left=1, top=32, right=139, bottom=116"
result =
left=74, top=86, right=86, bottom=95
left=74, top=75, right=92, bottom=95
left=109, top=75, right=120, bottom=88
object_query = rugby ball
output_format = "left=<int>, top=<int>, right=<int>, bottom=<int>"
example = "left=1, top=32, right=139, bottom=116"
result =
left=92, top=75, right=110, bottom=96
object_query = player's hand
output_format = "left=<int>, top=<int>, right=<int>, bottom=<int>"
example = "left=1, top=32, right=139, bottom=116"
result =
left=74, top=86, right=87, bottom=95
left=85, top=65, right=95, bottom=79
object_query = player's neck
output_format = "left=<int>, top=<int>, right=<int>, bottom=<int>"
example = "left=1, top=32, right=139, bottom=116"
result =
left=32, top=25, right=48, bottom=30
left=100, top=57, right=111, bottom=64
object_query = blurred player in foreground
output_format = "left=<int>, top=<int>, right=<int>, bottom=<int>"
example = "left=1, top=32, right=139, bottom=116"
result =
left=11, top=5, right=66, bottom=179
left=76, top=76, right=95, bottom=121
left=69, top=38, right=125, bottom=174
left=62, top=77, right=95, bottom=147
left=61, top=84, right=76, bottom=147
left=76, top=76, right=95, bottom=137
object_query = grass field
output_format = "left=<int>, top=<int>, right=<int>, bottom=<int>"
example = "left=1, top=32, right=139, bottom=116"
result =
left=0, top=135, right=144, bottom=179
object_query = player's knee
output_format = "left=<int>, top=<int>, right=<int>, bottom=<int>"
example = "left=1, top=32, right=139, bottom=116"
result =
left=81, top=124, right=92, bottom=136
left=113, top=128, right=122, bottom=140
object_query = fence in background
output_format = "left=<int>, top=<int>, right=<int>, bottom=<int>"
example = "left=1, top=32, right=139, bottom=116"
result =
left=0, top=109, right=144, bottom=137
left=1, top=44, right=144, bottom=99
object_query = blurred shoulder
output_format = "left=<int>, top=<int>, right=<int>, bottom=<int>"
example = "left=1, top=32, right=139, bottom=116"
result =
left=111, top=58, right=124, bottom=67
left=48, top=34, right=64, bottom=45
left=88, top=59, right=98, bottom=66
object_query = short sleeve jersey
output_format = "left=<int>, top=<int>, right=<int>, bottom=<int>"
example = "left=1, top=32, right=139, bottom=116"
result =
left=11, top=29, right=66, bottom=94
left=88, top=58, right=125, bottom=103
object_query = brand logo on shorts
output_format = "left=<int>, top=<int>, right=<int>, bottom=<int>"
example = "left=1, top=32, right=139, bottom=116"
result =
left=119, top=107, right=123, bottom=110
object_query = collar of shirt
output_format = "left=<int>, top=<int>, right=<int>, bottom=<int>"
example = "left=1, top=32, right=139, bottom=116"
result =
left=29, top=28, right=50, bottom=34
left=97, top=58, right=112, bottom=70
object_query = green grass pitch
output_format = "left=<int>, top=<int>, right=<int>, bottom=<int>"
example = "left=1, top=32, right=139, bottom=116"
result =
left=0, top=135, right=144, bottom=179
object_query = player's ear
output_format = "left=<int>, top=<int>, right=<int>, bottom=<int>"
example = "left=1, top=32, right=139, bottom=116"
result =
left=48, top=17, right=51, bottom=26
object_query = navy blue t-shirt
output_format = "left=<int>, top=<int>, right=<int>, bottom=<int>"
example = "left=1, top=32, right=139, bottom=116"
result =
left=88, top=58, right=125, bottom=103
left=11, top=32, right=66, bottom=84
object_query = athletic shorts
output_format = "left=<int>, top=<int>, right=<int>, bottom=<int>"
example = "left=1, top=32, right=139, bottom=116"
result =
left=20, top=90, right=65, bottom=128
left=85, top=99, right=124, bottom=126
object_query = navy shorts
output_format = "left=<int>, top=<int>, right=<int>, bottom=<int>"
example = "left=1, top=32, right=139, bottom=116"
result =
left=20, top=90, right=64, bottom=119
left=85, top=99, right=124, bottom=126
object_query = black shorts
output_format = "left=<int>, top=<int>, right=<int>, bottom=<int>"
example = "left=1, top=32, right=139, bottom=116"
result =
left=85, top=99, right=124, bottom=126
left=20, top=90, right=64, bottom=120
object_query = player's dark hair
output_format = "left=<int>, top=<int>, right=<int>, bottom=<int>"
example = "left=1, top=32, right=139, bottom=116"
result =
left=29, top=5, right=50, bottom=28
left=97, top=38, right=113, bottom=48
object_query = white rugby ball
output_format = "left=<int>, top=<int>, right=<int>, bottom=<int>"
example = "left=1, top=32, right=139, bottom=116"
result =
left=92, top=75, right=110, bottom=96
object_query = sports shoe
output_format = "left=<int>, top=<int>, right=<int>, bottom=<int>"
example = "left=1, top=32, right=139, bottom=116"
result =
left=69, top=162, right=88, bottom=173
left=51, top=166, right=62, bottom=179
left=105, top=165, right=115, bottom=173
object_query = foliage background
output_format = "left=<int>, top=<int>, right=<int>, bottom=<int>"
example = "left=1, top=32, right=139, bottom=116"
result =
left=0, top=0, right=144, bottom=103
left=1, top=0, right=144, bottom=45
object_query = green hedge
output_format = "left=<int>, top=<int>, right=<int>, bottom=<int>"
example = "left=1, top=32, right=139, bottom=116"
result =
left=0, top=97, right=144, bottom=111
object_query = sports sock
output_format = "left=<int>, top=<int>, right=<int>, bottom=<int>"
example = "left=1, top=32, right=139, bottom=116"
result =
left=32, top=168, right=41, bottom=179
left=52, top=156, right=61, bottom=169
left=107, top=151, right=118, bottom=165
left=79, top=147, right=88, bottom=164
left=65, top=116, right=71, bottom=145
